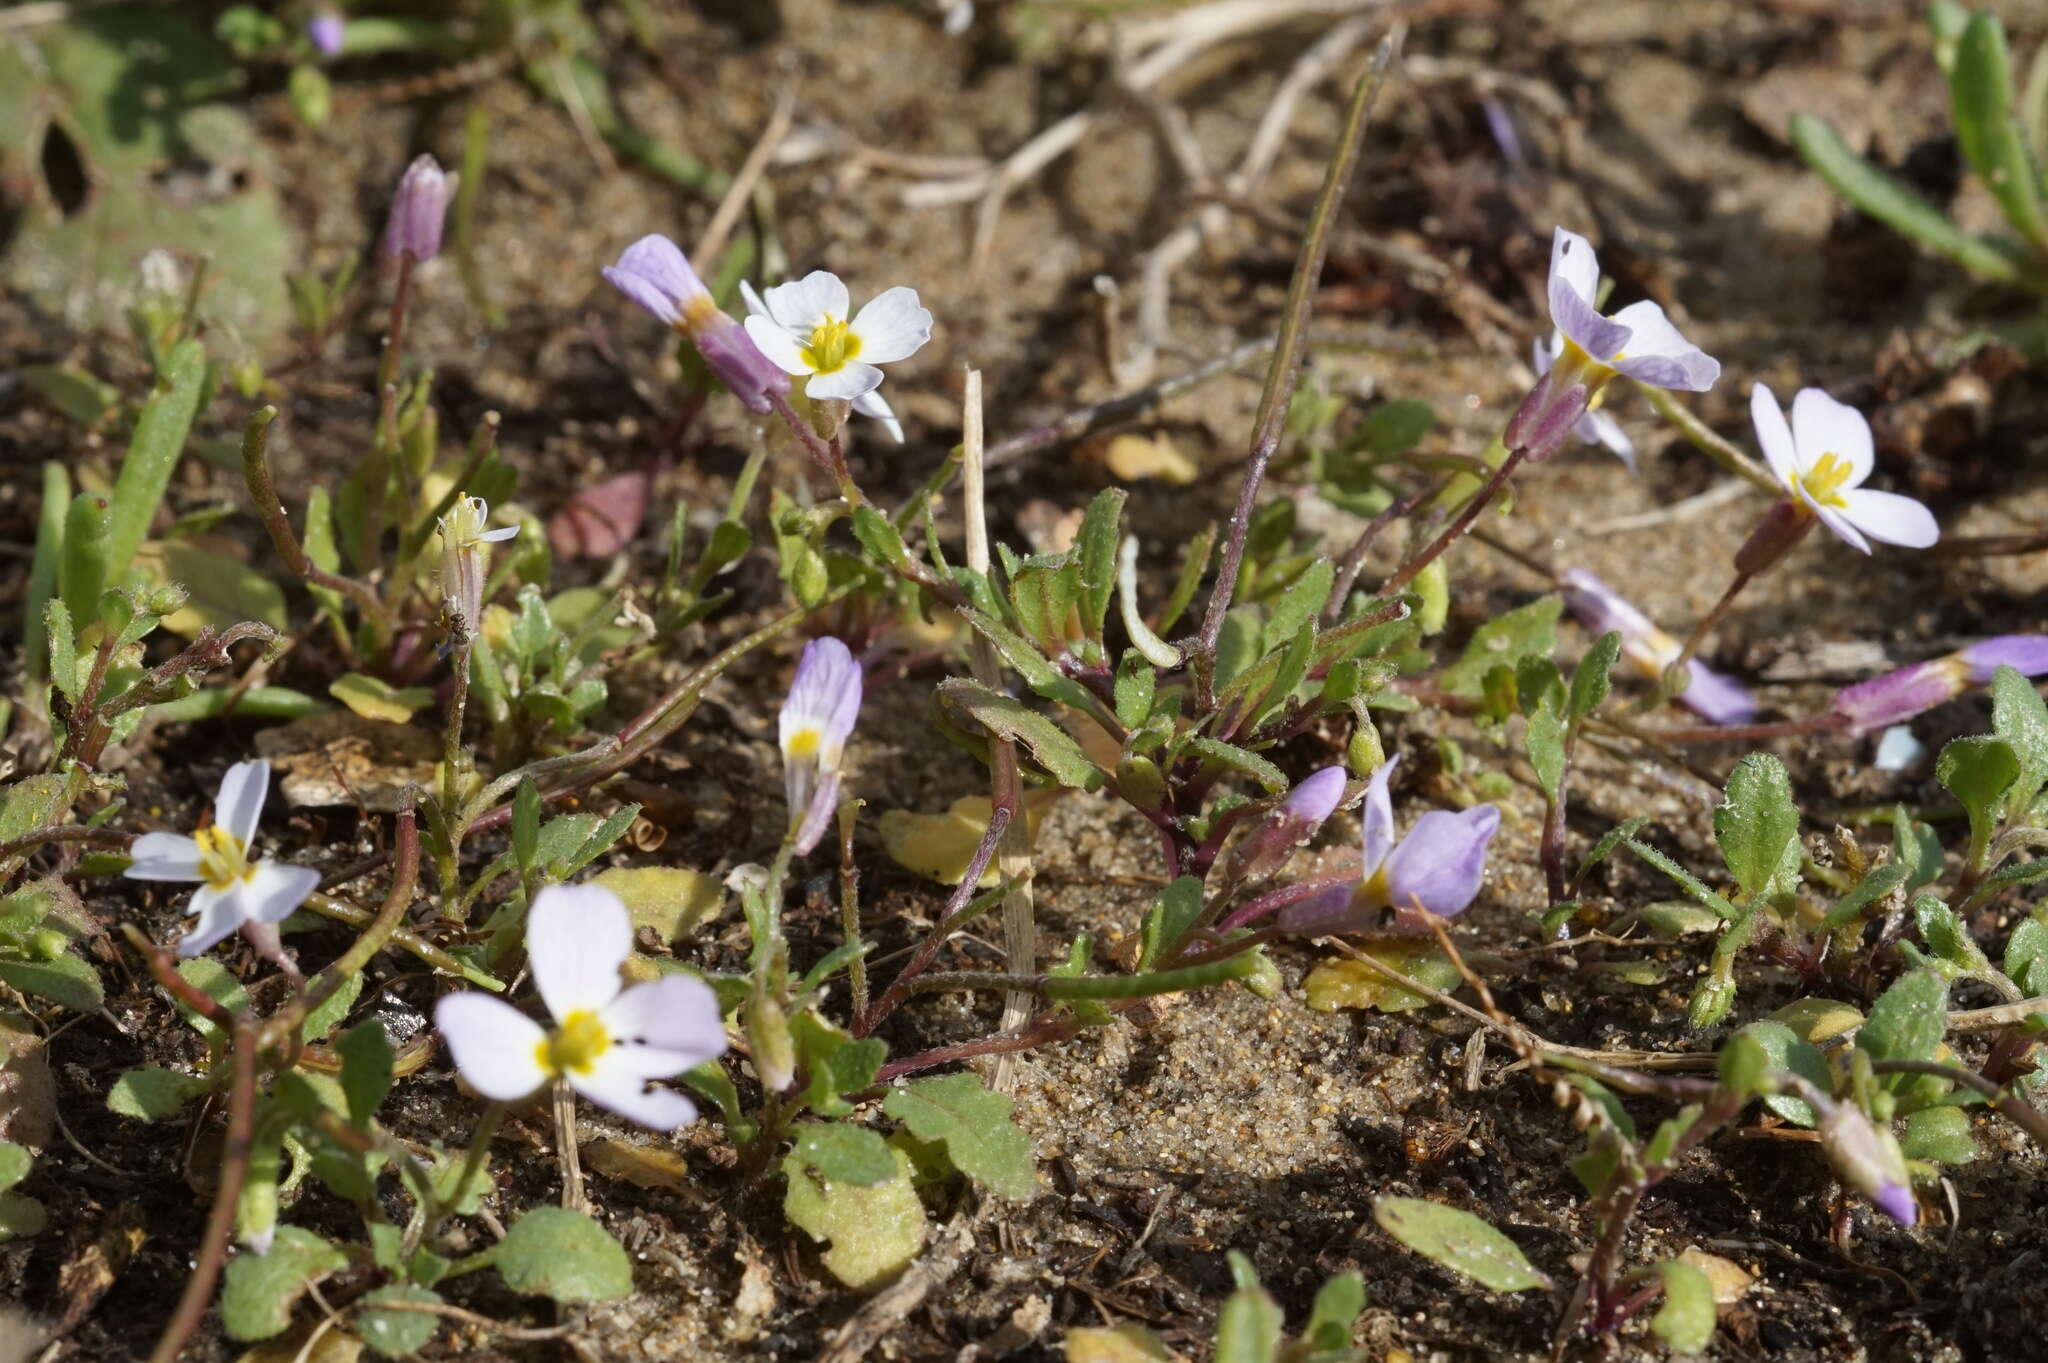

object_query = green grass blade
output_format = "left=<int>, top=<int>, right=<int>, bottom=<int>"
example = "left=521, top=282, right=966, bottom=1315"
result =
left=106, top=338, right=208, bottom=583
left=1951, top=14, right=2048, bottom=252
left=22, top=462, right=69, bottom=686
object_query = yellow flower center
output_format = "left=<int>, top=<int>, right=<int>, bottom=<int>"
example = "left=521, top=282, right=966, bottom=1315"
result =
left=1800, top=452, right=1855, bottom=508
left=536, top=1009, right=612, bottom=1077
left=194, top=825, right=255, bottom=892
left=1361, top=866, right=1391, bottom=910
left=799, top=316, right=861, bottom=374
left=1554, top=337, right=1618, bottom=397
left=786, top=726, right=822, bottom=759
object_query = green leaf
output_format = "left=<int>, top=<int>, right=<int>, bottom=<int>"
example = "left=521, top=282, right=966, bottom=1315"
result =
left=1373, top=1197, right=1553, bottom=1291
left=330, top=673, right=434, bottom=723
left=355, top=1284, right=441, bottom=1358
left=300, top=970, right=361, bottom=1044
left=1899, top=1104, right=1979, bottom=1164
left=1716, top=1032, right=1770, bottom=1099
left=938, top=679, right=1105, bottom=790
left=783, top=1146, right=928, bottom=1289
left=493, top=1206, right=633, bottom=1304
left=1523, top=662, right=1566, bottom=802
left=1821, top=861, right=1911, bottom=928
left=1113, top=650, right=1156, bottom=729
left=1714, top=753, right=1802, bottom=902
left=1990, top=665, right=2048, bottom=823
left=1138, top=877, right=1206, bottom=972
left=959, top=608, right=1097, bottom=710
left=107, top=339, right=207, bottom=581
left=338, top=1020, right=393, bottom=1129
left=1951, top=14, right=2048, bottom=250
left=1355, top=399, right=1435, bottom=456
left=176, top=956, right=250, bottom=1040
left=0, top=1142, right=29, bottom=1193
left=1939, top=736, right=2020, bottom=849
left=1790, top=113, right=2041, bottom=289
left=2005, top=917, right=2048, bottom=996
left=1622, top=838, right=1740, bottom=922
left=1568, top=631, right=1622, bottom=724
left=1738, top=1019, right=1833, bottom=1127
left=881, top=1073, right=1036, bottom=1200
left=1858, top=970, right=1948, bottom=1071
left=1440, top=597, right=1561, bottom=700
left=221, top=1226, right=349, bottom=1340
left=107, top=1066, right=207, bottom=1121
left=0, top=1192, right=46, bottom=1243
left=1264, top=558, right=1334, bottom=652
left=1184, top=736, right=1288, bottom=795
left=790, top=1122, right=898, bottom=1186
left=789, top=1010, right=886, bottom=1120
left=1076, top=488, right=1126, bottom=645
left=0, top=954, right=103, bottom=1013
left=1215, top=1251, right=1282, bottom=1363
left=1652, top=1258, right=1717, bottom=1355
left=1302, top=1271, right=1368, bottom=1351
left=59, top=492, right=111, bottom=637
left=1914, top=895, right=1989, bottom=972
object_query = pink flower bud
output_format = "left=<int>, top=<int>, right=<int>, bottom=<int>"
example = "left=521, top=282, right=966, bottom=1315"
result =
left=382, top=155, right=457, bottom=262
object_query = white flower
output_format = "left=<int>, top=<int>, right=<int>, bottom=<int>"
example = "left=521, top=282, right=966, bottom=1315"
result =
left=1750, top=383, right=1938, bottom=553
left=739, top=280, right=909, bottom=440
left=433, top=884, right=726, bottom=1130
left=1543, top=228, right=1719, bottom=393
left=741, top=271, right=931, bottom=408
left=1532, top=333, right=1635, bottom=467
left=125, top=761, right=321, bottom=958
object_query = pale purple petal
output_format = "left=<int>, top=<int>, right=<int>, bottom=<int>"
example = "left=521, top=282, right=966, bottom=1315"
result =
left=1550, top=278, right=1630, bottom=362
left=848, top=286, right=932, bottom=364
left=1677, top=663, right=1758, bottom=727
left=1380, top=805, right=1501, bottom=918
left=782, top=638, right=864, bottom=763
left=793, top=770, right=843, bottom=857
left=1560, top=569, right=1656, bottom=642
left=1360, top=757, right=1400, bottom=876
left=1603, top=301, right=1719, bottom=391
left=602, top=234, right=706, bottom=329
left=1790, top=387, right=1874, bottom=485
left=1838, top=488, right=1938, bottom=549
left=568, top=1066, right=700, bottom=1130
left=215, top=760, right=270, bottom=847
left=527, top=884, right=631, bottom=1021
left=435, top=993, right=549, bottom=1101
left=1547, top=228, right=1602, bottom=319
left=126, top=832, right=203, bottom=881
left=762, top=271, right=849, bottom=333
left=805, top=361, right=885, bottom=402
left=307, top=13, right=345, bottom=55
left=597, top=975, right=728, bottom=1077
left=697, top=322, right=788, bottom=415
left=1962, top=636, right=2048, bottom=682
left=1750, top=383, right=1800, bottom=489
left=1872, top=1181, right=1918, bottom=1226
left=1531, top=334, right=1557, bottom=378
left=381, top=156, right=455, bottom=262
left=1276, top=883, right=1366, bottom=935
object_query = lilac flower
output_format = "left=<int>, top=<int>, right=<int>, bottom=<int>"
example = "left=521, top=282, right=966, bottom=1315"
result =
left=1831, top=638, right=2048, bottom=735
left=126, top=761, right=320, bottom=959
left=603, top=235, right=788, bottom=415
left=382, top=155, right=457, bottom=263
left=1506, top=228, right=1719, bottom=460
left=741, top=281, right=903, bottom=440
left=1560, top=569, right=1756, bottom=726
left=434, top=884, right=726, bottom=1129
left=437, top=496, right=517, bottom=635
left=307, top=11, right=345, bottom=56
left=1225, top=766, right=1347, bottom=883
left=1751, top=383, right=1937, bottom=553
left=1532, top=334, right=1635, bottom=467
left=1817, top=1097, right=1917, bottom=1225
left=781, top=638, right=864, bottom=855
left=741, top=271, right=932, bottom=405
left=1281, top=758, right=1499, bottom=932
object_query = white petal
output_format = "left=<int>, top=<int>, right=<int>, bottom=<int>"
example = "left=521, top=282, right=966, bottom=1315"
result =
left=1548, top=228, right=1602, bottom=314
left=1790, top=387, right=1874, bottom=485
left=126, top=832, right=203, bottom=881
left=214, top=761, right=270, bottom=847
left=849, top=287, right=932, bottom=364
left=738, top=279, right=770, bottom=318
left=1579, top=410, right=1635, bottom=468
left=598, top=975, right=728, bottom=1075
left=1605, top=301, right=1719, bottom=391
left=435, top=993, right=549, bottom=1101
left=1839, top=488, right=1939, bottom=548
left=527, top=883, right=631, bottom=1020
left=743, top=314, right=813, bottom=375
left=852, top=389, right=905, bottom=443
left=1813, top=501, right=1872, bottom=554
left=478, top=525, right=519, bottom=543
left=1749, top=382, right=1800, bottom=489
left=569, top=1065, right=700, bottom=1130
left=237, top=861, right=321, bottom=924
left=805, top=361, right=884, bottom=402
left=762, top=271, right=849, bottom=333
left=1873, top=725, right=1926, bottom=773
left=178, top=886, right=243, bottom=957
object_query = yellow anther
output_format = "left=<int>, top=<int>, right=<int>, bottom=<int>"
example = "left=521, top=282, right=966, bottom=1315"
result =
left=1800, top=452, right=1855, bottom=508
left=785, top=727, right=822, bottom=759
left=536, top=1010, right=612, bottom=1077
left=799, top=316, right=861, bottom=374
left=194, top=825, right=254, bottom=891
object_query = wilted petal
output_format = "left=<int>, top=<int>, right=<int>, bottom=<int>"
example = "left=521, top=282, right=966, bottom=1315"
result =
left=435, top=993, right=549, bottom=1102
left=127, top=832, right=203, bottom=882
left=1831, top=660, right=1960, bottom=735
left=528, top=884, right=631, bottom=1020
left=1381, top=805, right=1501, bottom=918
left=1678, top=664, right=1757, bottom=727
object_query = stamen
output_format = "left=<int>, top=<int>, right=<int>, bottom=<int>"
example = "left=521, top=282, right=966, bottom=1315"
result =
left=799, top=316, right=861, bottom=374
left=538, top=1009, right=613, bottom=1076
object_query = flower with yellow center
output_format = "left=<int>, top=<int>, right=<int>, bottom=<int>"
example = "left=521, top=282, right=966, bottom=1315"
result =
left=125, top=760, right=321, bottom=959
left=778, top=637, right=865, bottom=856
left=1750, top=383, right=1938, bottom=554
left=435, top=884, right=727, bottom=1130
left=741, top=270, right=932, bottom=404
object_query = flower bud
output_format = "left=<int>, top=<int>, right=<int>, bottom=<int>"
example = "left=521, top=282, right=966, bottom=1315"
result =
left=745, top=994, right=796, bottom=1094
left=1732, top=498, right=1814, bottom=577
left=382, top=155, right=457, bottom=262
left=437, top=497, right=516, bottom=636
left=602, top=235, right=788, bottom=414
left=1504, top=371, right=1592, bottom=462
left=1831, top=637, right=2048, bottom=735
left=307, top=12, right=345, bottom=55
left=1817, top=1098, right=1917, bottom=1225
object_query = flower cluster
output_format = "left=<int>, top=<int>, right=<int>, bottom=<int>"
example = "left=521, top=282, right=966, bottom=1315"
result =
left=125, top=761, right=320, bottom=960
left=435, top=884, right=727, bottom=1129
left=1282, top=758, right=1499, bottom=932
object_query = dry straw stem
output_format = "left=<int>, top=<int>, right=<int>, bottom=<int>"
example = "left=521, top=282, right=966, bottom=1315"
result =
left=960, top=367, right=1038, bottom=1093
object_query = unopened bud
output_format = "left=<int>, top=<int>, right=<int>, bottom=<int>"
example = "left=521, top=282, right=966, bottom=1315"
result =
left=382, top=155, right=457, bottom=262
left=1225, top=767, right=1346, bottom=883
left=745, top=995, right=796, bottom=1094
left=1732, top=498, right=1814, bottom=577
left=1817, top=1098, right=1917, bottom=1225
